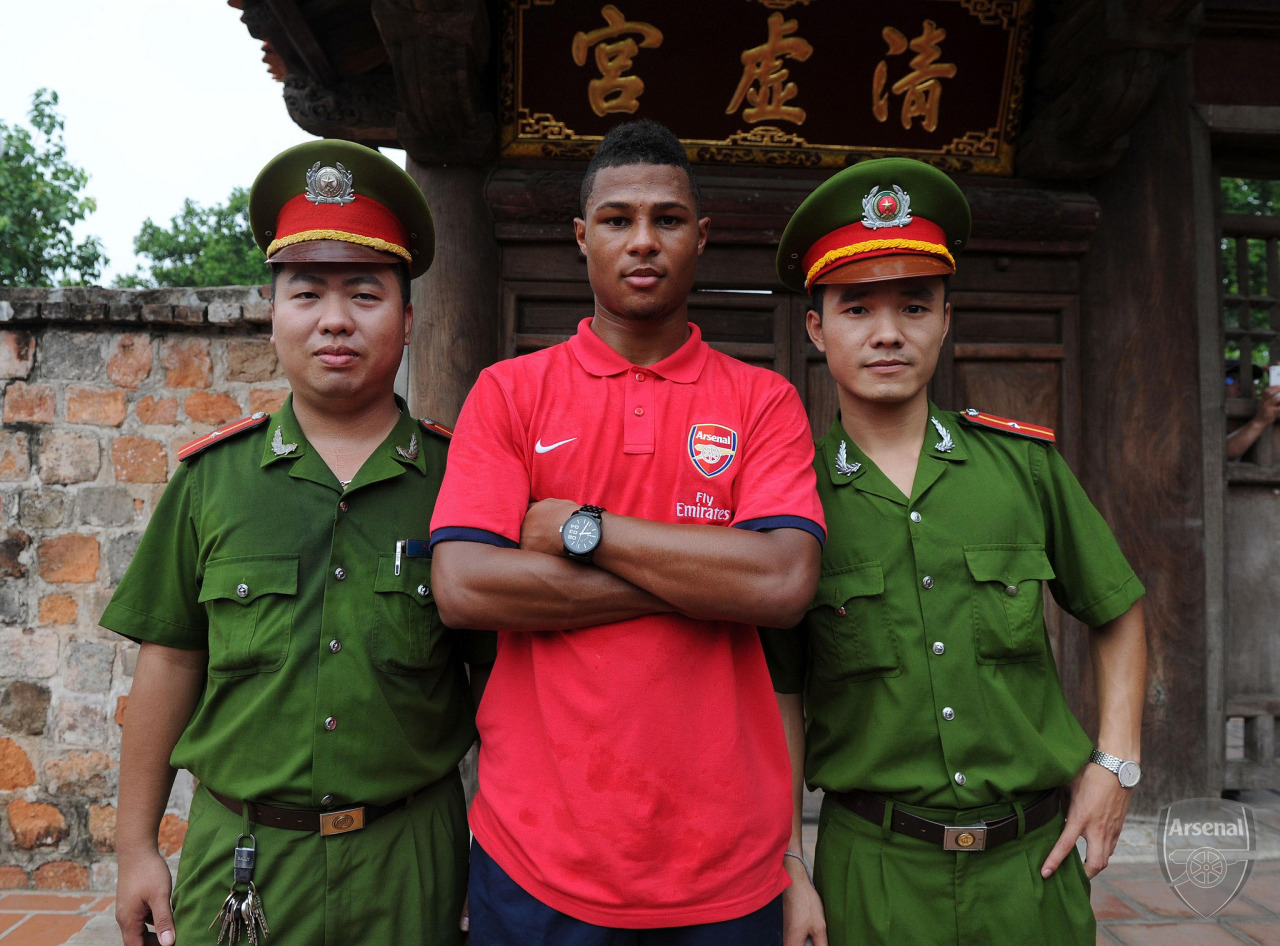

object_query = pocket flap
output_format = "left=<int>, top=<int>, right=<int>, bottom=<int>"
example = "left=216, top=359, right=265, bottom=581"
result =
left=964, top=546, right=1055, bottom=585
left=199, top=556, right=298, bottom=605
left=812, top=562, right=884, bottom=610
left=374, top=555, right=433, bottom=604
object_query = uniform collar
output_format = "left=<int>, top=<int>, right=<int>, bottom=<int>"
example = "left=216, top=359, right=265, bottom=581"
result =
left=568, top=317, right=709, bottom=384
left=819, top=404, right=967, bottom=502
left=260, top=394, right=426, bottom=489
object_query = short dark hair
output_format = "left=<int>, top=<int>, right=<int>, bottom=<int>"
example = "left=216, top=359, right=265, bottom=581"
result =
left=579, top=120, right=702, bottom=217
left=808, top=275, right=952, bottom=320
left=269, top=261, right=412, bottom=307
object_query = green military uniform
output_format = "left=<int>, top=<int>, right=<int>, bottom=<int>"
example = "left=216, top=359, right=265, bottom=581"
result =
left=102, top=397, right=489, bottom=944
left=761, top=409, right=1145, bottom=944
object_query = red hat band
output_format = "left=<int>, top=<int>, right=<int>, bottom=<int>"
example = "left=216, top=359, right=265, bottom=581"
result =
left=803, top=217, right=955, bottom=289
left=267, top=193, right=411, bottom=265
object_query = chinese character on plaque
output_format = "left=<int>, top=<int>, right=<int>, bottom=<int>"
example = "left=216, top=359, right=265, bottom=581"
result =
left=726, top=11, right=813, bottom=125
left=571, top=4, right=664, bottom=117
left=872, top=20, right=957, bottom=133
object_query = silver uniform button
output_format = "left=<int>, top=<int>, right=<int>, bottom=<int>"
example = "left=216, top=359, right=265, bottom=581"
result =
left=324, top=716, right=337, bottom=731
left=922, top=576, right=934, bottom=589
left=321, top=794, right=333, bottom=805
left=954, top=772, right=966, bottom=786
left=942, top=707, right=955, bottom=720
left=933, top=642, right=946, bottom=655
left=334, top=567, right=346, bottom=581
left=236, top=583, right=249, bottom=598
left=910, top=511, right=922, bottom=523
left=1005, top=584, right=1018, bottom=596
left=417, top=584, right=429, bottom=597
left=329, top=640, right=341, bottom=654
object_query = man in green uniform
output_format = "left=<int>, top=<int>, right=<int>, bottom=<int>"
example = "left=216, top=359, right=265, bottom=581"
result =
left=762, top=158, right=1148, bottom=946
left=104, top=140, right=488, bottom=946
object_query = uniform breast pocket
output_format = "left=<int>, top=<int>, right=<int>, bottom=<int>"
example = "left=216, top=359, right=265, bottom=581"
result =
left=372, top=555, right=438, bottom=675
left=199, top=555, right=298, bottom=677
left=808, top=562, right=900, bottom=681
left=964, top=545, right=1055, bottom=663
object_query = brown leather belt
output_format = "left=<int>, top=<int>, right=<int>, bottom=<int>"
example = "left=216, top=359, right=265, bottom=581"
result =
left=832, top=788, right=1060, bottom=852
left=207, top=788, right=407, bottom=837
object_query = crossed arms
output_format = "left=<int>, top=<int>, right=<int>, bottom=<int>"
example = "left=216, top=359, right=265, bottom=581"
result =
left=432, top=497, right=822, bottom=632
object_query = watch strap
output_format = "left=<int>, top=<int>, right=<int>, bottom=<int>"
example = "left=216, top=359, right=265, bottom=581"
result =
left=1089, top=749, right=1140, bottom=787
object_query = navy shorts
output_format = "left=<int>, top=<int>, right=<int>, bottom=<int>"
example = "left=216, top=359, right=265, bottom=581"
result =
left=468, top=839, right=783, bottom=946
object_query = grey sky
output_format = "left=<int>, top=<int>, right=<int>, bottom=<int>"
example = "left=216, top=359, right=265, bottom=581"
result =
left=1, top=1, right=403, bottom=285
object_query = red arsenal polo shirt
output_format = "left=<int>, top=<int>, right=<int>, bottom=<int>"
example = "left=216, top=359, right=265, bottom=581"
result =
left=430, top=319, right=824, bottom=928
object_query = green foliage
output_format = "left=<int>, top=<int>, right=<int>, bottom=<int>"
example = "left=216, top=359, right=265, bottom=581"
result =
left=1220, top=177, right=1278, bottom=374
left=115, top=187, right=264, bottom=288
left=0, top=89, right=107, bottom=286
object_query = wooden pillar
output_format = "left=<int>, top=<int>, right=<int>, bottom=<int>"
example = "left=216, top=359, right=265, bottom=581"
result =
left=1077, top=57, right=1207, bottom=813
left=405, top=162, right=499, bottom=425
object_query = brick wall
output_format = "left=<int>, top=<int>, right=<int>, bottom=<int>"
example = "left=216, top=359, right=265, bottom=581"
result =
left=0, top=286, right=289, bottom=891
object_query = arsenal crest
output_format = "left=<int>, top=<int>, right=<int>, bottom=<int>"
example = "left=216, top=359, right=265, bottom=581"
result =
left=688, top=424, right=738, bottom=478
left=1158, top=797, right=1257, bottom=917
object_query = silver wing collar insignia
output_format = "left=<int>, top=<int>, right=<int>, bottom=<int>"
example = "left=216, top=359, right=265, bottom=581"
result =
left=271, top=425, right=298, bottom=457
left=835, top=441, right=862, bottom=476
left=931, top=416, right=955, bottom=453
left=396, top=433, right=419, bottom=461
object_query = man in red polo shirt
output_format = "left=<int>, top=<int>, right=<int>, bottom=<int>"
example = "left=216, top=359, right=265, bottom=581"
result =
left=430, top=120, right=825, bottom=943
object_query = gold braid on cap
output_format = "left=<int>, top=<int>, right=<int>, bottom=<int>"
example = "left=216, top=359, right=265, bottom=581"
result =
left=806, top=238, right=955, bottom=288
left=266, top=229, right=412, bottom=263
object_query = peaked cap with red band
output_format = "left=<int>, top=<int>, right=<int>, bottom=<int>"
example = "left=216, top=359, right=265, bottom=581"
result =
left=776, top=157, right=971, bottom=293
left=249, top=139, right=435, bottom=279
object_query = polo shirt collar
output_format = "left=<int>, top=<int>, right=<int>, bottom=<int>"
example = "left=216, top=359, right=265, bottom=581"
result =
left=568, top=317, right=709, bottom=384
left=260, top=394, right=426, bottom=489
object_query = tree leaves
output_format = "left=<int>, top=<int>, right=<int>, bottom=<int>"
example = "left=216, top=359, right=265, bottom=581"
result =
left=0, top=89, right=107, bottom=286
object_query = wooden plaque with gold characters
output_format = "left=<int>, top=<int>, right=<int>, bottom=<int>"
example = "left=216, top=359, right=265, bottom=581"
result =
left=501, top=0, right=1034, bottom=174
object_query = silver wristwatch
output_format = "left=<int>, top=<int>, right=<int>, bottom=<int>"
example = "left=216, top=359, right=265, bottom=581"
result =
left=1089, top=749, right=1141, bottom=788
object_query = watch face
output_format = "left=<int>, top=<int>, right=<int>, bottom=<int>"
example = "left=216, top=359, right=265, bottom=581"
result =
left=563, top=514, right=601, bottom=555
left=1118, top=761, right=1142, bottom=788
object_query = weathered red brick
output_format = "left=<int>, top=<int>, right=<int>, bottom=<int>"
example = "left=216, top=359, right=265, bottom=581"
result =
left=33, top=860, right=89, bottom=890
left=37, top=534, right=99, bottom=583
left=7, top=798, right=67, bottom=848
left=0, top=737, right=35, bottom=789
left=38, top=594, right=78, bottom=625
left=159, top=338, right=211, bottom=388
left=0, top=865, right=29, bottom=888
left=37, top=430, right=101, bottom=485
left=0, top=430, right=30, bottom=480
left=114, top=695, right=128, bottom=726
left=225, top=338, right=280, bottom=382
left=89, top=803, right=116, bottom=852
left=135, top=395, right=178, bottom=426
left=0, top=530, right=31, bottom=578
left=249, top=387, right=289, bottom=416
left=158, top=814, right=188, bottom=856
left=106, top=333, right=153, bottom=389
left=0, top=331, right=36, bottom=380
left=111, top=436, right=167, bottom=484
left=66, top=385, right=127, bottom=426
left=44, top=750, right=115, bottom=796
left=185, top=391, right=241, bottom=426
left=3, top=381, right=55, bottom=423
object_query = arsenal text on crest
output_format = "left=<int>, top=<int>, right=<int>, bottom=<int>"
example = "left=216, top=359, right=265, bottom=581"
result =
left=688, top=424, right=739, bottom=478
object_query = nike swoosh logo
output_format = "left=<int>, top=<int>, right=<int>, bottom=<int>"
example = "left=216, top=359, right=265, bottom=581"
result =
left=535, top=437, right=577, bottom=454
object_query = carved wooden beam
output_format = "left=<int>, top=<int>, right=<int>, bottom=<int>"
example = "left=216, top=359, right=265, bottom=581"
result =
left=370, top=0, right=497, bottom=166
left=264, top=0, right=340, bottom=86
left=1017, top=0, right=1201, bottom=178
left=282, top=73, right=400, bottom=148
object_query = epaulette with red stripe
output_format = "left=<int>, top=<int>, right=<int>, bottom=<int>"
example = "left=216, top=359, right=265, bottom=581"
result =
left=959, top=408, right=1056, bottom=444
left=178, top=412, right=272, bottom=461
left=419, top=417, right=452, bottom=440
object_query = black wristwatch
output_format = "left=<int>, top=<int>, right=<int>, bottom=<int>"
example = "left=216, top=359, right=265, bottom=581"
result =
left=560, top=505, right=605, bottom=563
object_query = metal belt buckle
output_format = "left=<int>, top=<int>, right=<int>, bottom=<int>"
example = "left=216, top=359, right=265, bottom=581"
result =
left=943, top=824, right=987, bottom=851
left=319, top=807, right=366, bottom=837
